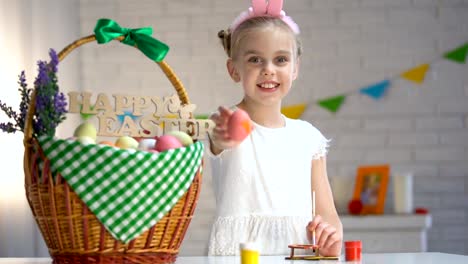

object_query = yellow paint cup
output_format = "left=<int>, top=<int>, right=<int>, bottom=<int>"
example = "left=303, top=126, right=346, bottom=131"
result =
left=240, top=242, right=259, bottom=264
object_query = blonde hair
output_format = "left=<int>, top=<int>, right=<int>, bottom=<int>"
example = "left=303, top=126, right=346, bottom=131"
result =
left=218, top=16, right=303, bottom=60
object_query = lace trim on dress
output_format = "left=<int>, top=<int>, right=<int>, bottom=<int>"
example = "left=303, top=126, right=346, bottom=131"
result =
left=208, top=215, right=310, bottom=256
left=312, top=138, right=331, bottom=160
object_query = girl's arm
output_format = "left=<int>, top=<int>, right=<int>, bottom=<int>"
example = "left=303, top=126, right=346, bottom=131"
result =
left=308, top=156, right=343, bottom=256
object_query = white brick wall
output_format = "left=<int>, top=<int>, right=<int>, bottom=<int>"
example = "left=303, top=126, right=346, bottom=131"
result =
left=78, top=0, right=468, bottom=256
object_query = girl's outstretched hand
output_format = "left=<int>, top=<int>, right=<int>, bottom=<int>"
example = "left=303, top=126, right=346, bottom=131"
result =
left=306, top=215, right=342, bottom=257
left=209, top=106, right=241, bottom=154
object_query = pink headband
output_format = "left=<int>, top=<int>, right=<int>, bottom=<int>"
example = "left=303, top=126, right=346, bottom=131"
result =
left=229, top=0, right=300, bottom=34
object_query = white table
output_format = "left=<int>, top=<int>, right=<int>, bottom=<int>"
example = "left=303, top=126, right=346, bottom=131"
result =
left=0, top=253, right=467, bottom=263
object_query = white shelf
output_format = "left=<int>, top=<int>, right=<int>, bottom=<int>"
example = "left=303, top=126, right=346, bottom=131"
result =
left=341, top=214, right=432, bottom=253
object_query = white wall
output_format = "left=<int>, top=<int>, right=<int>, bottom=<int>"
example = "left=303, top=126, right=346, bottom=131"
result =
left=0, top=0, right=80, bottom=257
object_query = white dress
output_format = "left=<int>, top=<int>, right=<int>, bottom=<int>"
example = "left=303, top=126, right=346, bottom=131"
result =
left=207, top=116, right=329, bottom=255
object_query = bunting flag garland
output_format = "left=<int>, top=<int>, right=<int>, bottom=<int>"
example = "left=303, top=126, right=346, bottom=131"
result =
left=400, top=63, right=430, bottom=84
left=281, top=104, right=307, bottom=119
left=359, top=80, right=391, bottom=99
left=318, top=95, right=346, bottom=113
left=311, top=41, right=467, bottom=114
left=444, top=42, right=467, bottom=64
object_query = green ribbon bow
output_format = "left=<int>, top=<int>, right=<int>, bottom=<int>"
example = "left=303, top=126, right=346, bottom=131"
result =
left=94, top=18, right=169, bottom=62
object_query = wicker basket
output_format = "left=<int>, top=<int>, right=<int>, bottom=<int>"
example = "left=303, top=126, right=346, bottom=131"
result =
left=23, top=33, right=203, bottom=264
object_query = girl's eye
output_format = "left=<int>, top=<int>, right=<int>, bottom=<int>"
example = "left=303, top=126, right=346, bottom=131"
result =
left=248, top=57, right=262, bottom=63
left=276, top=56, right=289, bottom=63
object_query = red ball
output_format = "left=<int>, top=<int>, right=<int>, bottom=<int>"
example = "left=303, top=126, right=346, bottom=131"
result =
left=414, top=207, right=429, bottom=215
left=348, top=199, right=363, bottom=215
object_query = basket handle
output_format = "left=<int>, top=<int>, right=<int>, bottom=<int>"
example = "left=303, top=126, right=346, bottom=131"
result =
left=23, top=32, right=192, bottom=144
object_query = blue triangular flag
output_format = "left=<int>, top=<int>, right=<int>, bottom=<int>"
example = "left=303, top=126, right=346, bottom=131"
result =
left=359, top=79, right=391, bottom=99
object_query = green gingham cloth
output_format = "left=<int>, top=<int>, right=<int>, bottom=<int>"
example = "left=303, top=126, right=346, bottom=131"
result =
left=38, top=136, right=204, bottom=243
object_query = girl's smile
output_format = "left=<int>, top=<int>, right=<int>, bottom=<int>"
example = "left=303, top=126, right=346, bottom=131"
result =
left=257, top=80, right=280, bottom=91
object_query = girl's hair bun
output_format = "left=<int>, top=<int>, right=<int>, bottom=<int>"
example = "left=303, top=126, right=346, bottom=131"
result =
left=218, top=30, right=226, bottom=39
left=217, top=29, right=231, bottom=57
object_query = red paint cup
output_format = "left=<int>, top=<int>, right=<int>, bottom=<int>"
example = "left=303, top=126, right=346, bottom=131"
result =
left=345, top=240, right=362, bottom=261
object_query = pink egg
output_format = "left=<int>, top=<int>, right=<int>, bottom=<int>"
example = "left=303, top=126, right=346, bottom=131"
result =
left=154, top=135, right=183, bottom=152
left=227, top=109, right=252, bottom=141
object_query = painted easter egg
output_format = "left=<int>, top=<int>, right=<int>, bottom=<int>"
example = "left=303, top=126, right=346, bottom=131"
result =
left=138, top=138, right=157, bottom=151
left=166, top=130, right=193, bottom=146
left=227, top=109, right=252, bottom=141
left=115, top=136, right=139, bottom=149
left=74, top=122, right=97, bottom=140
left=154, top=135, right=183, bottom=152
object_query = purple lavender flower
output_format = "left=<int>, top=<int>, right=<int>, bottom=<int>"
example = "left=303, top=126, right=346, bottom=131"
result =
left=0, top=122, right=17, bottom=133
left=35, top=94, right=46, bottom=112
left=1, top=48, right=66, bottom=136
left=34, top=61, right=50, bottom=88
left=32, top=115, right=45, bottom=136
left=18, top=71, right=31, bottom=131
left=0, top=101, right=18, bottom=120
left=49, top=49, right=59, bottom=73
left=32, top=48, right=67, bottom=137
left=54, top=92, right=67, bottom=113
left=0, top=71, right=29, bottom=133
left=19, top=71, right=27, bottom=88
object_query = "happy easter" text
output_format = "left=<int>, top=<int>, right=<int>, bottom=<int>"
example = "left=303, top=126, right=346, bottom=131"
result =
left=68, top=92, right=214, bottom=139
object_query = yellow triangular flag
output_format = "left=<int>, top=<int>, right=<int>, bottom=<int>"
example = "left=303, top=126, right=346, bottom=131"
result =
left=281, top=104, right=307, bottom=119
left=400, top=63, right=430, bottom=84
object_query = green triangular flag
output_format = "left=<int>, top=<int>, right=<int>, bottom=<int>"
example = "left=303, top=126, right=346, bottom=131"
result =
left=444, top=43, right=468, bottom=64
left=317, top=95, right=346, bottom=113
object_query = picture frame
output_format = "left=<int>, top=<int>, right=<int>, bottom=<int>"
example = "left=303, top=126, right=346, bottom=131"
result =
left=352, top=164, right=390, bottom=215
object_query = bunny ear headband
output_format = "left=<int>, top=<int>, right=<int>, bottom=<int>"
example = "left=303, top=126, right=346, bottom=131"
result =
left=229, top=0, right=300, bottom=34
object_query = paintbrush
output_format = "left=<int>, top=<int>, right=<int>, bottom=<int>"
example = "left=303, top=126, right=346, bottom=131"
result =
left=312, top=190, right=316, bottom=246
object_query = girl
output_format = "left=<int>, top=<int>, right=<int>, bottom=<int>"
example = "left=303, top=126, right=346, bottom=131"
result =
left=208, top=0, right=342, bottom=257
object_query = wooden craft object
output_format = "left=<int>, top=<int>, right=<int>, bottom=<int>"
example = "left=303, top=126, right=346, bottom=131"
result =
left=285, top=244, right=339, bottom=261
left=68, top=92, right=215, bottom=139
